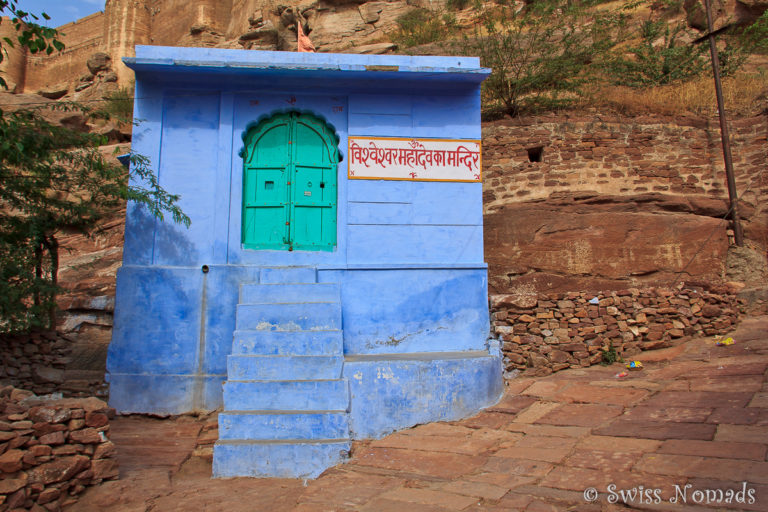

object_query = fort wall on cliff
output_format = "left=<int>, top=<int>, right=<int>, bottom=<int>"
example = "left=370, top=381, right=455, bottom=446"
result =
left=5, top=0, right=224, bottom=94
left=3, top=0, right=422, bottom=96
left=24, top=12, right=107, bottom=94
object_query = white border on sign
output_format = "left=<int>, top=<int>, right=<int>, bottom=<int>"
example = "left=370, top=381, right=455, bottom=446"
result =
left=348, top=136, right=482, bottom=182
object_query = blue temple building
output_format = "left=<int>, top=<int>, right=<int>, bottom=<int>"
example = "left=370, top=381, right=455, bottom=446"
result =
left=106, top=46, right=502, bottom=478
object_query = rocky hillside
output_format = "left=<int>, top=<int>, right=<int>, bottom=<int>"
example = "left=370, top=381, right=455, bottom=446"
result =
left=2, top=0, right=765, bottom=97
left=1, top=0, right=766, bottom=386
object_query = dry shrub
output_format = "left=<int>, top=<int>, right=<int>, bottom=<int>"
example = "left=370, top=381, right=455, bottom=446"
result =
left=592, top=71, right=768, bottom=116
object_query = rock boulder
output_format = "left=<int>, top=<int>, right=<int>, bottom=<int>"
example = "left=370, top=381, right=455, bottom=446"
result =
left=86, top=52, right=112, bottom=75
left=484, top=196, right=729, bottom=295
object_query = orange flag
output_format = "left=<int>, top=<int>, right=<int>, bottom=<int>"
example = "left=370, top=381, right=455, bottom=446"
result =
left=297, top=22, right=315, bottom=53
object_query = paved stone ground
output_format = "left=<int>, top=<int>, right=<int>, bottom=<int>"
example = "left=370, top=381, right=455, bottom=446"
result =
left=72, top=316, right=768, bottom=511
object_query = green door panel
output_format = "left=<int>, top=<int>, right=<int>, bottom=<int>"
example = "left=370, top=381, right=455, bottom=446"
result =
left=245, top=120, right=291, bottom=166
left=292, top=164, right=336, bottom=250
left=242, top=112, right=338, bottom=251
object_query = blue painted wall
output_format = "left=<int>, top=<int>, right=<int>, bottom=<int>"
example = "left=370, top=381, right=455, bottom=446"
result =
left=108, top=46, right=501, bottom=423
left=345, top=353, right=503, bottom=439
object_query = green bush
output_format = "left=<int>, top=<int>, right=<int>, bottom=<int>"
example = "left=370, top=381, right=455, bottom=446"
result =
left=102, top=85, right=135, bottom=123
left=389, top=9, right=457, bottom=48
left=609, top=20, right=708, bottom=87
left=600, top=342, right=622, bottom=365
left=0, top=103, right=189, bottom=333
left=0, top=233, right=55, bottom=333
left=717, top=12, right=768, bottom=76
left=0, top=2, right=189, bottom=334
left=741, top=12, right=768, bottom=54
left=463, top=0, right=628, bottom=117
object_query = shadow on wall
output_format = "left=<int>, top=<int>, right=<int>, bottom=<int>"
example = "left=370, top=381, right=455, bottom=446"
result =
left=126, top=204, right=196, bottom=265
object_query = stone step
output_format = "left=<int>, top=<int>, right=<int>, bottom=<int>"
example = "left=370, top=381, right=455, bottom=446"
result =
left=260, top=267, right=316, bottom=284
left=235, top=302, right=341, bottom=331
left=231, top=330, right=343, bottom=356
left=222, top=379, right=349, bottom=411
left=240, top=283, right=340, bottom=305
left=226, top=355, right=343, bottom=380
left=213, top=440, right=351, bottom=479
left=218, top=411, right=349, bottom=441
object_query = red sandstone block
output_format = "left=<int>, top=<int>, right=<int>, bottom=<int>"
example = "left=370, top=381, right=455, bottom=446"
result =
left=658, top=440, right=767, bottom=461
left=593, top=420, right=716, bottom=441
left=554, top=384, right=648, bottom=406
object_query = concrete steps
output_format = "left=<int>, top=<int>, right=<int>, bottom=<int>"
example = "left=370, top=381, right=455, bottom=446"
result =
left=213, top=441, right=351, bottom=479
left=235, top=302, right=341, bottom=331
left=213, top=267, right=350, bottom=479
left=226, top=355, right=343, bottom=381
left=222, top=379, right=349, bottom=411
left=218, top=411, right=349, bottom=440
left=240, top=283, right=340, bottom=304
left=231, top=330, right=343, bottom=356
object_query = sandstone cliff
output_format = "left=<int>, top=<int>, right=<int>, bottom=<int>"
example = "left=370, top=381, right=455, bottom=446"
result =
left=3, top=0, right=766, bottom=99
left=2, top=0, right=425, bottom=97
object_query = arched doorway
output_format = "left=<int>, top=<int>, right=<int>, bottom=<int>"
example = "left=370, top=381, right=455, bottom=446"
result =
left=241, top=111, right=339, bottom=251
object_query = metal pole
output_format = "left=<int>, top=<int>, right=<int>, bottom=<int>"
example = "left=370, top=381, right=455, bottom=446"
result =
left=703, top=0, right=744, bottom=246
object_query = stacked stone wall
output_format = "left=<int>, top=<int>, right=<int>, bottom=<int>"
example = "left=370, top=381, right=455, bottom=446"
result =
left=483, top=113, right=767, bottom=219
left=482, top=112, right=768, bottom=295
left=0, top=389, right=117, bottom=511
left=0, top=332, right=107, bottom=398
left=491, top=287, right=743, bottom=376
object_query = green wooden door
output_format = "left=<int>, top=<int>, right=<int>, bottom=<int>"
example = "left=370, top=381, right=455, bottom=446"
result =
left=242, top=112, right=338, bottom=251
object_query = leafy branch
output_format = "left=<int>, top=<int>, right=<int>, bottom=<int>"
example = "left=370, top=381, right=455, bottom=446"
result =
left=0, top=0, right=63, bottom=88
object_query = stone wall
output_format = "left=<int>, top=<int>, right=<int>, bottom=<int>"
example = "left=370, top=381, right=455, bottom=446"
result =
left=149, top=0, right=215, bottom=46
left=0, top=388, right=117, bottom=511
left=491, top=287, right=743, bottom=377
left=23, top=12, right=106, bottom=95
left=0, top=331, right=108, bottom=399
left=104, top=0, right=151, bottom=86
left=0, top=17, right=28, bottom=92
left=7, top=0, right=415, bottom=97
left=483, top=113, right=768, bottom=295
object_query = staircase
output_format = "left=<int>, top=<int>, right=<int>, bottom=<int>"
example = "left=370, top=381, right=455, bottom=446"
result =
left=212, top=267, right=351, bottom=479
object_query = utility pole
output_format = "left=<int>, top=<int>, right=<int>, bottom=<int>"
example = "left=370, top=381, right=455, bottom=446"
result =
left=703, top=0, right=744, bottom=246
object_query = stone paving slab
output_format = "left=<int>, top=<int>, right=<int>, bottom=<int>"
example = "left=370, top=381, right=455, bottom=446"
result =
left=563, top=449, right=643, bottom=472
left=534, top=403, right=624, bottom=427
left=715, top=423, right=768, bottom=443
left=656, top=439, right=768, bottom=460
left=641, top=391, right=755, bottom=409
left=553, top=384, right=650, bottom=406
left=72, top=315, right=768, bottom=511
left=707, top=407, right=768, bottom=425
left=370, top=433, right=500, bottom=455
left=592, top=419, right=717, bottom=440
left=619, top=405, right=712, bottom=423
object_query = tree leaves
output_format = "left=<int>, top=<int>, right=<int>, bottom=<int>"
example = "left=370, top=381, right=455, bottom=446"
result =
left=0, top=103, right=190, bottom=333
left=0, top=2, right=190, bottom=332
left=463, top=0, right=629, bottom=117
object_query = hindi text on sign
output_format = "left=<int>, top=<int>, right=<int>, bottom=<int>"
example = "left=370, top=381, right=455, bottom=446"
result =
left=348, top=137, right=481, bottom=182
